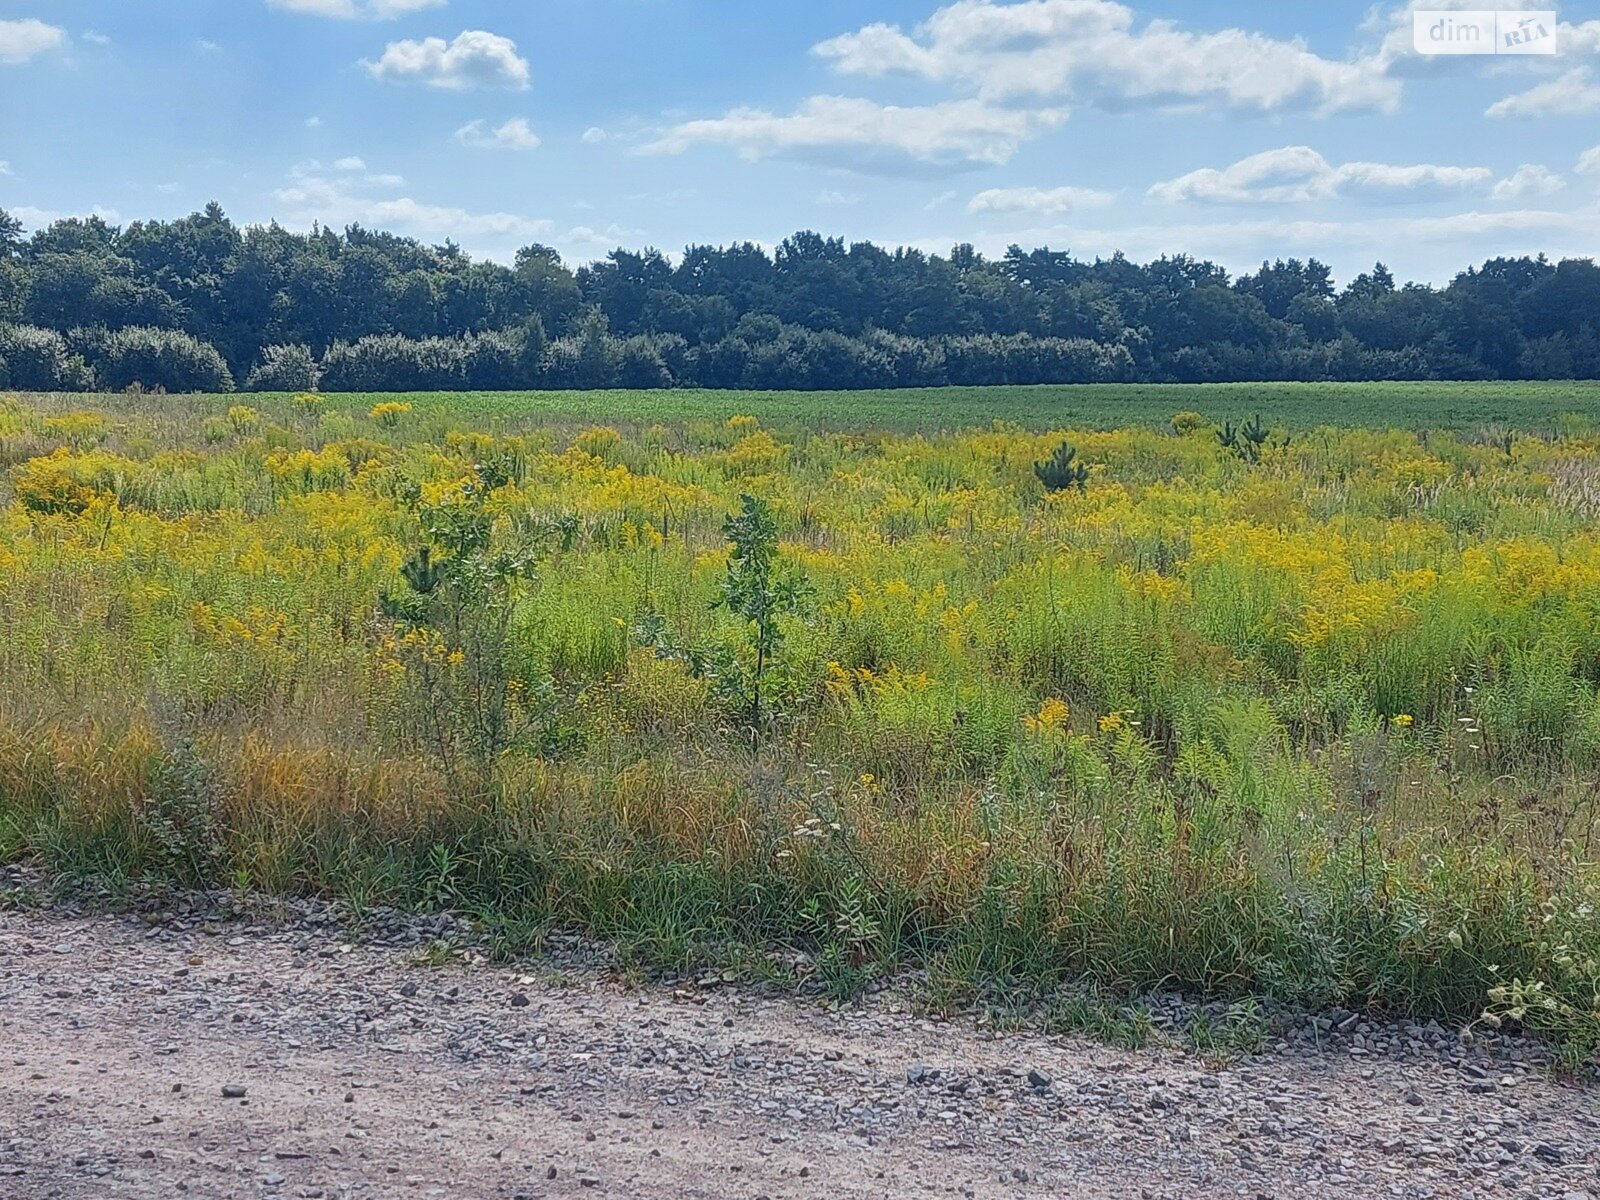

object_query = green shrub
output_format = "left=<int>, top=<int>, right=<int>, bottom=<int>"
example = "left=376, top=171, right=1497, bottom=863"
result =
left=0, top=323, right=95, bottom=391
left=244, top=343, right=318, bottom=392
left=77, top=326, right=234, bottom=393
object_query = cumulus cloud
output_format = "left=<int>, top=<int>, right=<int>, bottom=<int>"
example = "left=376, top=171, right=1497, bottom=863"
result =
left=366, top=30, right=530, bottom=90
left=274, top=163, right=549, bottom=240
left=10, top=204, right=122, bottom=231
left=1492, top=164, right=1565, bottom=201
left=988, top=205, right=1600, bottom=285
left=1579, top=146, right=1600, bottom=176
left=813, top=0, right=1399, bottom=116
left=641, top=95, right=1067, bottom=173
left=1362, top=2, right=1600, bottom=75
left=455, top=117, right=541, bottom=150
left=323, top=156, right=404, bottom=186
left=561, top=223, right=645, bottom=253
left=1148, top=146, right=1492, bottom=205
left=1567, top=19, right=1600, bottom=55
left=968, top=185, right=1115, bottom=214
left=268, top=0, right=446, bottom=19
left=1486, top=68, right=1600, bottom=118
left=0, top=18, right=67, bottom=64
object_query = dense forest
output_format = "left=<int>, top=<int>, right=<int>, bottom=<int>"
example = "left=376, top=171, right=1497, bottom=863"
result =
left=2, top=202, right=1598, bottom=393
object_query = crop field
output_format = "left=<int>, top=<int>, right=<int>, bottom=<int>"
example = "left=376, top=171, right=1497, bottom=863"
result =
left=36, top=378, right=1600, bottom=435
left=3, top=386, right=1600, bottom=1059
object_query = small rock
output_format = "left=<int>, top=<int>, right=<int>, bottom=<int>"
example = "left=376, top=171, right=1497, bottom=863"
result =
left=221, top=1084, right=247, bottom=1099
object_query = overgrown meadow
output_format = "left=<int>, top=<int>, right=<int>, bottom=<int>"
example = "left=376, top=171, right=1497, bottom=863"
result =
left=3, top=389, right=1600, bottom=1060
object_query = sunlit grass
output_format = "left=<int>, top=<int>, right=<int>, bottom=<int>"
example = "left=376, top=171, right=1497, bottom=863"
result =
left=2, top=387, right=1599, bottom=1057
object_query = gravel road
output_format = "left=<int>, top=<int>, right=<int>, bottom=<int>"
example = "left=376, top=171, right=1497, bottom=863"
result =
left=2, top=907, right=1598, bottom=1199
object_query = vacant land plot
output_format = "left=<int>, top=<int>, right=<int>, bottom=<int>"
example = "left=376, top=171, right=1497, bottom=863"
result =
left=2, top=385, right=1600, bottom=1061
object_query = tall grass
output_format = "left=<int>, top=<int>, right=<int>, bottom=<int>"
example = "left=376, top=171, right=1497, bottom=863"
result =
left=2, top=390, right=1599, bottom=1058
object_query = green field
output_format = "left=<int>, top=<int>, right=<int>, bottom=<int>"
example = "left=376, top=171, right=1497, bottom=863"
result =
left=33, top=379, right=1600, bottom=434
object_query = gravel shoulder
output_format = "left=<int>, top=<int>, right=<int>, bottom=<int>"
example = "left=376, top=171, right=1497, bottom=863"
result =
left=3, top=908, right=1599, bottom=1200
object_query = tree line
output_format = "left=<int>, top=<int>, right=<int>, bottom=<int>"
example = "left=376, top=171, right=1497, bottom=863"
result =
left=2, top=202, right=1598, bottom=393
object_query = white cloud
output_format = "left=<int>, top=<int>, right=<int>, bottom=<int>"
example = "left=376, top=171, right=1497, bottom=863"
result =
left=581, top=126, right=610, bottom=144
left=0, top=18, right=67, bottom=64
left=562, top=223, right=644, bottom=252
left=1363, top=0, right=1489, bottom=73
left=816, top=190, right=860, bottom=206
left=1579, top=146, right=1600, bottom=176
left=642, top=95, right=1067, bottom=173
left=320, top=156, right=403, bottom=186
left=1363, top=3, right=1600, bottom=75
left=366, top=30, right=530, bottom=90
left=1492, top=164, right=1565, bottom=201
left=813, top=0, right=1399, bottom=116
left=1486, top=68, right=1600, bottom=118
left=968, top=185, right=1115, bottom=214
left=274, top=165, right=549, bottom=240
left=1171, top=209, right=1600, bottom=250
left=10, top=205, right=122, bottom=231
left=268, top=0, right=446, bottom=19
left=455, top=117, right=541, bottom=150
left=976, top=204, right=1600, bottom=283
left=82, top=30, right=111, bottom=46
left=1567, top=20, right=1600, bottom=55
left=1149, top=146, right=1492, bottom=205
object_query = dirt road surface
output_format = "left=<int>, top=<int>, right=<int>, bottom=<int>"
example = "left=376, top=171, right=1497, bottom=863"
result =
left=2, top=910, right=1598, bottom=1199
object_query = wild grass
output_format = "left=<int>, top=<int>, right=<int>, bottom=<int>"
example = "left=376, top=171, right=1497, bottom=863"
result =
left=2, top=388, right=1600, bottom=1061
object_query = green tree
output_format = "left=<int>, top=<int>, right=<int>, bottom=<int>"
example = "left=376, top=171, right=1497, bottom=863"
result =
left=714, top=495, right=809, bottom=735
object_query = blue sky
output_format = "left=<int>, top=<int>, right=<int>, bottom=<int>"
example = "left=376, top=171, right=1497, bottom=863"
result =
left=3, top=0, right=1599, bottom=282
